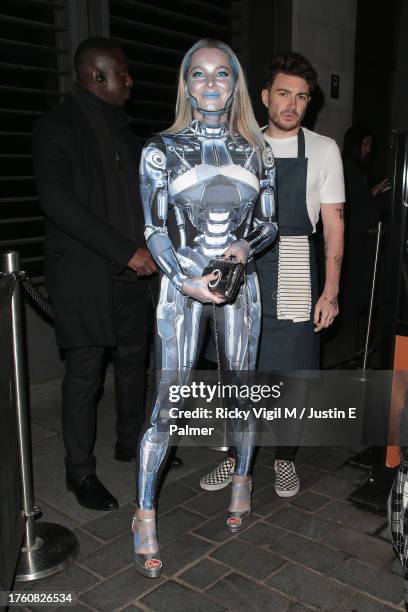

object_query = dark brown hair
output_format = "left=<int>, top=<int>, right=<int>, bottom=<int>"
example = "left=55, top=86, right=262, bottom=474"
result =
left=265, top=52, right=317, bottom=93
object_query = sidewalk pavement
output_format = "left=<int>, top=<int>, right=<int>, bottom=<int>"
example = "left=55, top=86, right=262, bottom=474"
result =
left=16, top=373, right=405, bottom=611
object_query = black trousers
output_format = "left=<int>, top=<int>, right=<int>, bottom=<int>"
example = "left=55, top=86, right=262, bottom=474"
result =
left=63, top=280, right=154, bottom=482
left=275, top=446, right=298, bottom=461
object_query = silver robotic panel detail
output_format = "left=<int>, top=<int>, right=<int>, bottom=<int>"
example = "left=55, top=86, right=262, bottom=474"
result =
left=137, top=120, right=278, bottom=509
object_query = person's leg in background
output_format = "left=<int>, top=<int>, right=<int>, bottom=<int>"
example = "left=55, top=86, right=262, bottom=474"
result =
left=63, top=346, right=118, bottom=510
left=274, top=445, right=300, bottom=497
left=113, top=277, right=184, bottom=468
left=273, top=374, right=311, bottom=498
left=112, top=279, right=152, bottom=461
left=262, top=313, right=318, bottom=498
left=200, top=451, right=235, bottom=491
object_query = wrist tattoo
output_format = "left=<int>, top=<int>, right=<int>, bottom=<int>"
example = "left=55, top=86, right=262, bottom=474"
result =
left=322, top=295, right=338, bottom=307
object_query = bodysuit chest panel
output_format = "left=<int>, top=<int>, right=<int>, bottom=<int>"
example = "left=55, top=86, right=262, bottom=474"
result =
left=163, top=131, right=260, bottom=206
left=157, top=125, right=264, bottom=264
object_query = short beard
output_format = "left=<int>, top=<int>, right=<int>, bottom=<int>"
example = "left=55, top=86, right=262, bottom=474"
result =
left=270, top=113, right=301, bottom=132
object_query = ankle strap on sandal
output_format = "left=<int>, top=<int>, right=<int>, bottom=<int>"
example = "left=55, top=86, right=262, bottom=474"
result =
left=132, top=515, right=156, bottom=523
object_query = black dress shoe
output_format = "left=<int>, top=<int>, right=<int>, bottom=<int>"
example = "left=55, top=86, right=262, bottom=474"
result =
left=114, top=445, right=137, bottom=463
left=66, top=473, right=119, bottom=511
left=170, top=456, right=183, bottom=468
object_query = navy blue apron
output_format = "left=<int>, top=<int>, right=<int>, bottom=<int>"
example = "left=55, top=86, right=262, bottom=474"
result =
left=256, top=128, right=320, bottom=370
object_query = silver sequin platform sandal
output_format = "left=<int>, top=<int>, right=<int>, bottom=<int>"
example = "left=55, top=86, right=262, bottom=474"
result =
left=226, top=478, right=252, bottom=533
left=132, top=514, right=162, bottom=578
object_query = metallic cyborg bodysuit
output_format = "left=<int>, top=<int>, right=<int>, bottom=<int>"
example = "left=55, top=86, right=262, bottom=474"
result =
left=138, top=119, right=277, bottom=508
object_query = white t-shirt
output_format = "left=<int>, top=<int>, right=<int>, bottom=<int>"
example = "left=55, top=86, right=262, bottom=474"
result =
left=264, top=127, right=345, bottom=232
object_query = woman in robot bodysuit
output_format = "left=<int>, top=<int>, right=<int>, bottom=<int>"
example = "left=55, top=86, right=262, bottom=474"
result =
left=133, top=39, right=278, bottom=578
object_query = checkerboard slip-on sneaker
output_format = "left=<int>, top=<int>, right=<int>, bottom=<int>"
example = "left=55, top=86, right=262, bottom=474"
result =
left=274, top=460, right=300, bottom=497
left=200, top=458, right=235, bottom=491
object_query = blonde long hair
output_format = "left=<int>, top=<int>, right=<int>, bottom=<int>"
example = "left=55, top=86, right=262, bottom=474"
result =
left=164, top=39, right=265, bottom=152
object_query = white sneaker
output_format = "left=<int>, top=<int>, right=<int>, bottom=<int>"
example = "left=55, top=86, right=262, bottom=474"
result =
left=200, top=458, right=235, bottom=491
left=274, top=460, right=300, bottom=497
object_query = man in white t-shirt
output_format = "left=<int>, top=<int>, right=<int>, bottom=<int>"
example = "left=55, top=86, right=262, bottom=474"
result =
left=199, top=52, right=345, bottom=497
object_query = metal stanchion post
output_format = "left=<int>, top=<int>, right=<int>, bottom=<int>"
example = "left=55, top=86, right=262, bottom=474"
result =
left=1, top=251, right=78, bottom=581
left=360, top=221, right=383, bottom=378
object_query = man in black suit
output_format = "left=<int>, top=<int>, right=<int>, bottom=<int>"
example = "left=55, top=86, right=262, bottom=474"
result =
left=33, top=37, right=158, bottom=511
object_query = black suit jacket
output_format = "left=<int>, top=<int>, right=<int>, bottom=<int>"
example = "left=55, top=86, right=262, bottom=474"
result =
left=33, top=91, right=144, bottom=348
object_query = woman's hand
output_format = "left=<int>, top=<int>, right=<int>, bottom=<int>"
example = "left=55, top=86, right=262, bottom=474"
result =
left=182, top=273, right=226, bottom=304
left=222, top=239, right=250, bottom=265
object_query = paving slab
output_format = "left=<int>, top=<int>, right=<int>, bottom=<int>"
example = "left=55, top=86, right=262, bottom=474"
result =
left=73, top=527, right=104, bottom=559
left=183, top=487, right=230, bottom=517
left=273, top=532, right=348, bottom=573
left=160, top=533, right=214, bottom=575
left=30, top=379, right=62, bottom=431
left=331, top=557, right=403, bottom=604
left=325, top=526, right=396, bottom=569
left=291, top=491, right=330, bottom=512
left=80, top=532, right=133, bottom=578
left=207, top=572, right=291, bottom=611
left=251, top=483, right=289, bottom=517
left=310, top=475, right=361, bottom=499
left=341, top=592, right=403, bottom=611
left=192, top=511, right=257, bottom=544
left=330, top=464, right=368, bottom=483
left=140, top=580, right=226, bottom=611
left=389, top=555, right=403, bottom=575
left=318, top=499, right=387, bottom=533
left=251, top=461, right=275, bottom=490
left=179, top=559, right=229, bottom=590
left=32, top=432, right=64, bottom=459
left=31, top=422, right=57, bottom=443
left=237, top=520, right=288, bottom=548
left=267, top=563, right=352, bottom=610
left=296, top=464, right=330, bottom=490
left=84, top=501, right=135, bottom=542
left=80, top=565, right=162, bottom=610
left=378, top=525, right=392, bottom=541
left=26, top=602, right=91, bottom=612
left=157, top=480, right=199, bottom=515
left=176, top=466, right=208, bottom=492
left=34, top=499, right=80, bottom=531
left=304, top=449, right=352, bottom=471
left=294, top=447, right=324, bottom=464
left=16, top=374, right=405, bottom=611
left=20, top=563, right=98, bottom=596
left=210, top=539, right=286, bottom=580
left=267, top=506, right=336, bottom=541
left=157, top=506, right=205, bottom=546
